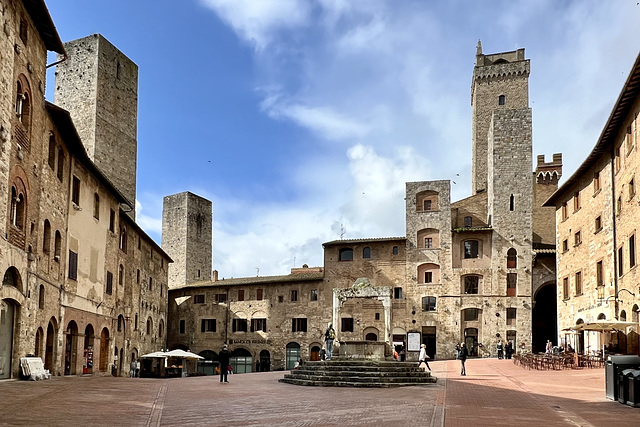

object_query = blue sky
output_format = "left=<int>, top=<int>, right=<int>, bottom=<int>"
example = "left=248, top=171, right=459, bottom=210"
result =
left=44, top=0, right=640, bottom=278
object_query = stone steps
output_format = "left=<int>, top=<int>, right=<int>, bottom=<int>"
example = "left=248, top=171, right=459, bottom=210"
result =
left=279, top=360, right=437, bottom=388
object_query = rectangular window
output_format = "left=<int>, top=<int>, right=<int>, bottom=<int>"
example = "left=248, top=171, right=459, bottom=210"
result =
left=464, top=216, right=472, bottom=227
left=424, top=272, right=433, bottom=283
left=375, top=312, right=380, bottom=320
left=464, top=276, right=479, bottom=294
left=575, top=271, right=582, bottom=296
left=310, top=289, right=318, bottom=301
left=238, top=289, right=244, bottom=301
left=251, top=318, right=267, bottom=332
left=597, top=261, right=604, bottom=287
left=68, top=250, right=78, bottom=281
left=595, top=216, right=602, bottom=233
left=215, top=293, right=227, bottom=303
left=594, top=171, right=601, bottom=193
left=256, top=289, right=263, bottom=300
left=278, top=295, right=284, bottom=303
left=291, top=290, right=298, bottom=302
left=422, top=296, right=436, bottom=312
left=619, top=246, right=624, bottom=276
left=561, top=203, right=568, bottom=220
left=106, top=271, right=113, bottom=295
left=630, top=235, right=636, bottom=268
left=617, top=196, right=623, bottom=216
left=574, top=231, right=581, bottom=246
left=425, top=237, right=433, bottom=248
left=201, top=319, right=216, bottom=332
left=563, top=277, right=569, bottom=300
left=464, top=240, right=479, bottom=258
left=194, top=294, right=205, bottom=304
left=292, top=318, right=307, bottom=332
left=506, top=308, right=516, bottom=326
left=72, top=176, right=80, bottom=206
left=48, top=135, right=56, bottom=169
left=393, top=287, right=402, bottom=299
left=573, top=191, right=580, bottom=212
left=232, top=318, right=248, bottom=332
left=136, top=269, right=140, bottom=284
left=57, top=149, right=64, bottom=182
left=341, top=317, right=354, bottom=332
left=392, top=246, right=399, bottom=255
left=507, top=273, right=517, bottom=296
left=463, top=308, right=478, bottom=321
left=109, top=209, right=115, bottom=232
left=615, top=145, right=621, bottom=172
left=423, top=200, right=432, bottom=211
left=562, top=239, right=569, bottom=252
left=630, top=178, right=636, bottom=200
left=179, top=320, right=186, bottom=334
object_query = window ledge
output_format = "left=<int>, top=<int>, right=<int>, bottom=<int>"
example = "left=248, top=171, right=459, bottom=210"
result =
left=593, top=189, right=601, bottom=198
left=72, top=203, right=81, bottom=211
left=595, top=227, right=603, bottom=235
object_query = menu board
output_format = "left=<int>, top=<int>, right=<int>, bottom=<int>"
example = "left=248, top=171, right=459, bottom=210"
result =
left=407, top=332, right=421, bottom=352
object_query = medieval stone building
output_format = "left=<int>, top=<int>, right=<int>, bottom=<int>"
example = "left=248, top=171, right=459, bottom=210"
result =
left=165, top=43, right=560, bottom=372
left=0, top=0, right=170, bottom=379
left=545, top=50, right=640, bottom=354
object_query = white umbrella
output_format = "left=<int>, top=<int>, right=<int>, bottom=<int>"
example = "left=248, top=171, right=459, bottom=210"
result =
left=140, top=351, right=169, bottom=358
left=165, top=349, right=204, bottom=360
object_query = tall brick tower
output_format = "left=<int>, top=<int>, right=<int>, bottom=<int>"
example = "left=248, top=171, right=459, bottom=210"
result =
left=54, top=34, right=138, bottom=217
left=471, top=41, right=530, bottom=194
left=162, top=192, right=212, bottom=289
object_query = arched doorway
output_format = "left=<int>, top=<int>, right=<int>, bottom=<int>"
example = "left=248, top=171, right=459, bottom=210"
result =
left=83, top=324, right=95, bottom=374
left=309, top=346, right=321, bottom=362
left=259, top=350, right=271, bottom=371
left=45, top=320, right=56, bottom=372
left=230, top=348, right=252, bottom=374
left=197, top=350, right=217, bottom=375
left=99, top=328, right=109, bottom=372
left=285, top=342, right=300, bottom=370
left=532, top=283, right=557, bottom=353
left=576, top=319, right=585, bottom=353
left=464, top=328, right=478, bottom=356
left=35, top=327, right=44, bottom=358
left=65, top=321, right=78, bottom=375
left=0, top=299, right=16, bottom=379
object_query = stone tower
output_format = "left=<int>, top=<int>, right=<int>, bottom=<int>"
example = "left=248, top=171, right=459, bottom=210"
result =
left=54, top=34, right=138, bottom=216
left=471, top=41, right=530, bottom=194
left=162, top=192, right=212, bottom=289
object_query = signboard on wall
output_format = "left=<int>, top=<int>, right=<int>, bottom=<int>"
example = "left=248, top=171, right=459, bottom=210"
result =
left=407, top=332, right=421, bottom=352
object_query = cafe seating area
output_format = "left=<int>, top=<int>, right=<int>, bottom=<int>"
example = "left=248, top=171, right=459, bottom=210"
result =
left=513, top=352, right=607, bottom=370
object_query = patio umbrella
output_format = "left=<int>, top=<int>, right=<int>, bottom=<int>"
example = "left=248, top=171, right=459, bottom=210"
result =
left=140, top=351, right=169, bottom=358
left=572, top=320, right=639, bottom=332
left=165, top=349, right=204, bottom=359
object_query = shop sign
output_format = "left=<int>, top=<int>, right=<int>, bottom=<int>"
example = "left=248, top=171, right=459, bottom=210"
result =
left=229, top=339, right=271, bottom=345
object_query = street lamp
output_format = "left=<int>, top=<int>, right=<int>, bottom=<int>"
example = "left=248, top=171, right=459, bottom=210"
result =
left=603, top=288, right=636, bottom=320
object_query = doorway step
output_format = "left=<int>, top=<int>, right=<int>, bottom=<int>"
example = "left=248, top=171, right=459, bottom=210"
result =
left=279, top=359, right=437, bottom=387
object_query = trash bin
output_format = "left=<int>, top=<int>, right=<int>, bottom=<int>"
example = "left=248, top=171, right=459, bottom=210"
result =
left=627, top=369, right=640, bottom=407
left=619, top=369, right=634, bottom=404
left=605, top=355, right=640, bottom=400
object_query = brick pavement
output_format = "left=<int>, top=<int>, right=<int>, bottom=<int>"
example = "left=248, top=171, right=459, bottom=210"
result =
left=0, top=358, right=639, bottom=426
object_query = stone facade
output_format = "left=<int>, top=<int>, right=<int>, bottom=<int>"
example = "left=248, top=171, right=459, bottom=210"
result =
left=0, top=1, right=169, bottom=379
left=545, top=51, right=640, bottom=354
left=162, top=192, right=212, bottom=289
left=54, top=34, right=138, bottom=216
left=164, top=44, right=560, bottom=371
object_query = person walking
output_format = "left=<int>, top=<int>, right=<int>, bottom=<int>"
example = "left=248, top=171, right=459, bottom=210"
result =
left=219, top=344, right=231, bottom=383
left=130, top=358, right=136, bottom=378
left=457, top=342, right=468, bottom=376
left=505, top=341, right=513, bottom=359
left=324, top=324, right=336, bottom=360
left=418, top=343, right=431, bottom=371
left=496, top=340, right=504, bottom=360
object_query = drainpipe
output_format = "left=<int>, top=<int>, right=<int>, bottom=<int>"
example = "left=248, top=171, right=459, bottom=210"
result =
left=611, top=149, right=619, bottom=320
left=46, top=52, right=67, bottom=69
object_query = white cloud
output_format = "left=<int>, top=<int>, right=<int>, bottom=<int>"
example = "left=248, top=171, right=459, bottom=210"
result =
left=135, top=199, right=162, bottom=237
left=199, top=0, right=312, bottom=50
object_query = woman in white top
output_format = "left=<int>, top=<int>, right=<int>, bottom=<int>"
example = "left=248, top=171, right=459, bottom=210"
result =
left=418, top=343, right=431, bottom=371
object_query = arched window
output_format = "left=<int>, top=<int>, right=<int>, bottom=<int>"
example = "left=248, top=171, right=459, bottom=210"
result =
left=416, top=190, right=438, bottom=212
left=15, top=76, right=32, bottom=132
left=118, top=264, right=124, bottom=286
left=38, top=284, right=45, bottom=309
left=43, top=220, right=51, bottom=253
left=363, top=247, right=371, bottom=259
left=146, top=317, right=152, bottom=335
left=507, top=248, right=517, bottom=268
left=10, top=184, right=26, bottom=230
left=620, top=310, right=627, bottom=322
left=498, top=95, right=506, bottom=106
left=597, top=313, right=606, bottom=320
left=117, top=315, right=124, bottom=332
left=339, top=248, right=353, bottom=261
left=417, top=228, right=439, bottom=249
left=54, top=231, right=61, bottom=259
left=418, top=263, right=440, bottom=284
left=158, top=319, right=164, bottom=338
left=285, top=342, right=301, bottom=370
left=365, top=333, right=377, bottom=341
left=93, top=193, right=100, bottom=219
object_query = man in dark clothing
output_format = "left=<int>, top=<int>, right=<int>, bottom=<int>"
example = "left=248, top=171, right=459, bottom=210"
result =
left=219, top=344, right=231, bottom=383
left=457, top=342, right=468, bottom=376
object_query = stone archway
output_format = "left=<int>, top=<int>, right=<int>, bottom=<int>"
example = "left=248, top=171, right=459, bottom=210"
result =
left=532, top=282, right=557, bottom=353
left=333, top=278, right=392, bottom=347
